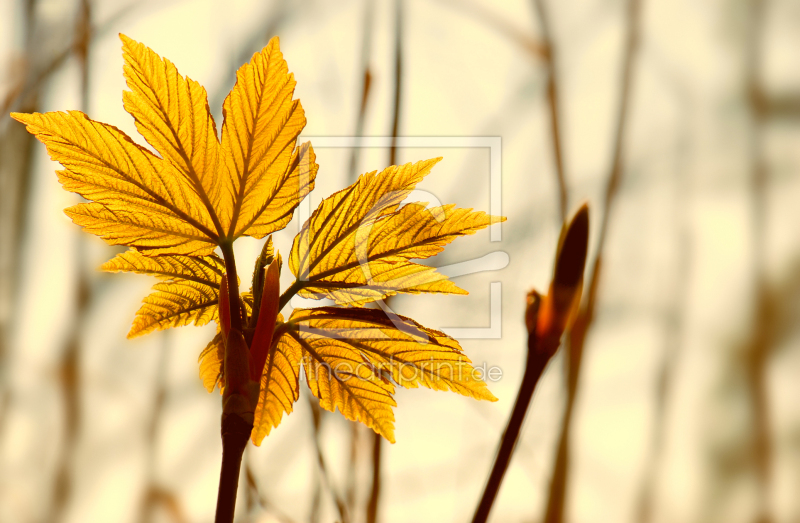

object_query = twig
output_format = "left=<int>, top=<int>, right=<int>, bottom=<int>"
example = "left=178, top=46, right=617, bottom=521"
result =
left=744, top=1, right=773, bottom=522
left=470, top=333, right=557, bottom=523
left=47, top=3, right=93, bottom=521
left=634, top=68, right=691, bottom=523
left=347, top=0, right=375, bottom=184
left=138, top=336, right=187, bottom=523
left=533, top=0, right=568, bottom=222
left=433, top=0, right=547, bottom=60
left=472, top=206, right=589, bottom=523
left=244, top=459, right=298, bottom=523
left=367, top=3, right=403, bottom=523
left=307, top=394, right=349, bottom=523
left=541, top=0, right=642, bottom=521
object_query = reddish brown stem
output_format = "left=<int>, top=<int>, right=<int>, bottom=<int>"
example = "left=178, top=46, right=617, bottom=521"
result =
left=215, top=414, right=252, bottom=523
left=471, top=339, right=553, bottom=523
left=220, top=243, right=243, bottom=334
left=215, top=244, right=250, bottom=523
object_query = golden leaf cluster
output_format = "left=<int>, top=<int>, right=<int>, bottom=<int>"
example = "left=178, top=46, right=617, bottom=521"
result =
left=12, top=35, right=504, bottom=445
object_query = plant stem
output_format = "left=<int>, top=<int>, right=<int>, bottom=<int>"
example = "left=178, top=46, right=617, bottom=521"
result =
left=216, top=241, right=250, bottom=523
left=220, top=242, right=243, bottom=332
left=471, top=334, right=553, bottom=523
left=533, top=0, right=568, bottom=222
left=278, top=280, right=305, bottom=310
left=215, top=413, right=252, bottom=523
left=744, top=2, right=773, bottom=521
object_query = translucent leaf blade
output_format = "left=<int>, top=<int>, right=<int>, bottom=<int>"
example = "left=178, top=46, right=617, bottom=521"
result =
left=199, top=331, right=224, bottom=393
left=220, top=36, right=315, bottom=238
left=129, top=280, right=219, bottom=338
left=121, top=35, right=222, bottom=220
left=10, top=110, right=218, bottom=254
left=289, top=159, right=440, bottom=301
left=289, top=329, right=397, bottom=442
left=290, top=164, right=506, bottom=305
left=252, top=329, right=302, bottom=445
left=234, top=142, right=318, bottom=239
left=290, top=307, right=497, bottom=402
left=297, top=263, right=466, bottom=306
left=101, top=250, right=224, bottom=285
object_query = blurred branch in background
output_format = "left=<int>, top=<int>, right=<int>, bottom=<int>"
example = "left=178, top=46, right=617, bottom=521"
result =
left=541, top=0, right=642, bottom=521
left=366, top=2, right=404, bottom=523
left=433, top=0, right=547, bottom=60
left=347, top=0, right=375, bottom=185
left=0, top=0, right=140, bottom=442
left=137, top=336, right=187, bottom=523
left=0, top=0, right=39, bottom=436
left=532, top=0, right=568, bottom=222
left=208, top=0, right=293, bottom=115
left=307, top=392, right=349, bottom=523
left=47, top=3, right=93, bottom=522
left=634, top=71, right=692, bottom=523
left=744, top=1, right=773, bottom=522
left=344, top=4, right=377, bottom=515
left=244, top=457, right=297, bottom=523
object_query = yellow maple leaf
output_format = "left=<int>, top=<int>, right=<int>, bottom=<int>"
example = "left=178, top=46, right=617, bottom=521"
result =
left=102, top=250, right=224, bottom=337
left=11, top=35, right=317, bottom=254
left=12, top=35, right=504, bottom=446
left=287, top=161, right=506, bottom=306
left=251, top=318, right=302, bottom=445
left=199, top=331, right=224, bottom=393
left=101, top=250, right=255, bottom=338
left=279, top=307, right=498, bottom=443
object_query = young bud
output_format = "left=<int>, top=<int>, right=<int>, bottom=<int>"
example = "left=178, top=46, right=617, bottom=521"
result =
left=249, top=257, right=282, bottom=382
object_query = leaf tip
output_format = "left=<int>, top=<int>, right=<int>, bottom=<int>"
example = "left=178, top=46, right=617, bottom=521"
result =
left=119, top=33, right=134, bottom=47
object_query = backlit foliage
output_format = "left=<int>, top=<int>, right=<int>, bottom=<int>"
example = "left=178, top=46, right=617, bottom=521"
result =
left=12, top=35, right=503, bottom=445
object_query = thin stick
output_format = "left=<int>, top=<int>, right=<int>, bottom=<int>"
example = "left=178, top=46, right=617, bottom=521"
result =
left=472, top=205, right=588, bottom=523
left=433, top=0, right=547, bottom=60
left=347, top=0, right=375, bottom=184
left=367, top=3, right=403, bottom=523
left=744, top=1, right=773, bottom=522
left=471, top=338, right=553, bottom=523
left=244, top=459, right=298, bottom=523
left=48, top=3, right=93, bottom=521
left=533, top=0, right=568, bottom=222
left=634, top=72, right=691, bottom=523
left=307, top=394, right=349, bottom=523
left=541, top=0, right=642, bottom=521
